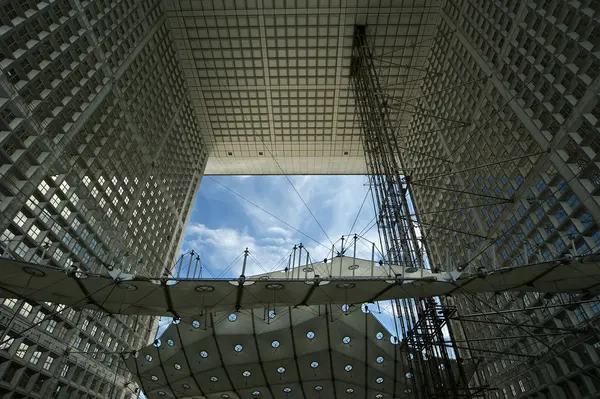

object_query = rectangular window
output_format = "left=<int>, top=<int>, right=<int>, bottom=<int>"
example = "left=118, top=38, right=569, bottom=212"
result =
left=0, top=336, right=14, bottom=350
left=3, top=298, right=17, bottom=309
left=16, top=343, right=29, bottom=358
left=30, top=350, right=41, bottom=365
left=574, top=307, right=586, bottom=322
left=42, top=356, right=53, bottom=370
left=46, top=319, right=57, bottom=334
left=19, top=302, right=32, bottom=317
left=33, top=311, right=45, bottom=324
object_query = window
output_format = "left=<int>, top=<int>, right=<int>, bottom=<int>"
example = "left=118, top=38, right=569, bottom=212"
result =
left=46, top=319, right=57, bottom=334
left=28, top=225, right=40, bottom=240
left=30, top=350, right=42, bottom=365
left=3, top=298, right=17, bottom=309
left=13, top=211, right=27, bottom=227
left=50, top=195, right=60, bottom=208
left=0, top=335, right=14, bottom=350
left=33, top=311, right=45, bottom=324
left=38, top=181, right=50, bottom=195
left=60, top=364, right=69, bottom=378
left=82, top=319, right=89, bottom=331
left=510, top=384, right=516, bottom=396
left=43, top=356, right=53, bottom=370
left=518, top=379, right=526, bottom=392
left=16, top=343, right=29, bottom=358
left=19, top=302, right=32, bottom=317
left=574, top=307, right=586, bottom=323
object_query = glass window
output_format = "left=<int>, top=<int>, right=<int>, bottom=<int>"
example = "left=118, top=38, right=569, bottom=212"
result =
left=30, top=350, right=41, bottom=365
left=43, top=356, right=53, bottom=370
left=19, top=303, right=32, bottom=317
left=3, top=298, right=17, bottom=309
left=16, top=343, right=29, bottom=358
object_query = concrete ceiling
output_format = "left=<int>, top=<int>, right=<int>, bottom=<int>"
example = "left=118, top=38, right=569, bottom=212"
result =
left=164, top=0, right=442, bottom=175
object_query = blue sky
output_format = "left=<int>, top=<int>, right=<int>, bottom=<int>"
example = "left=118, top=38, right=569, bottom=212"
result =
left=156, top=175, right=405, bottom=337
left=181, top=175, right=379, bottom=277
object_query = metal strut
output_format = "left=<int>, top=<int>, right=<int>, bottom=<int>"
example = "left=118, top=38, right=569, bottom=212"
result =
left=350, top=25, right=476, bottom=398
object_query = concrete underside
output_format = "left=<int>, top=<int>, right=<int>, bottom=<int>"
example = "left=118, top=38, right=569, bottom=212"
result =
left=164, top=0, right=441, bottom=174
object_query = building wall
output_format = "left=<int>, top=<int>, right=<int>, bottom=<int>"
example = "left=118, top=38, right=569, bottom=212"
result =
left=0, top=0, right=207, bottom=397
left=403, top=0, right=600, bottom=398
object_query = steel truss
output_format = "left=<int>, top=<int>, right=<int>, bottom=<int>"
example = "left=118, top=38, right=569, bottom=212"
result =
left=350, top=25, right=475, bottom=398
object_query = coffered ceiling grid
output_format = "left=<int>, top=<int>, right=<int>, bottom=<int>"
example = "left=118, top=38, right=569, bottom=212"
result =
left=164, top=0, right=441, bottom=174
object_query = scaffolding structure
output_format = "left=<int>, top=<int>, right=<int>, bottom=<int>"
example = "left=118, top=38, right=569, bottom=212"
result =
left=350, top=25, right=474, bottom=398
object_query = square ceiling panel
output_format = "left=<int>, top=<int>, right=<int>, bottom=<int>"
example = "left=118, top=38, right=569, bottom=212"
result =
left=164, top=0, right=442, bottom=174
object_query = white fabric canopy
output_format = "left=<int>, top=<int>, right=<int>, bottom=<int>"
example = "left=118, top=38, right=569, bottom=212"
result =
left=0, top=255, right=598, bottom=317
left=125, top=305, right=460, bottom=399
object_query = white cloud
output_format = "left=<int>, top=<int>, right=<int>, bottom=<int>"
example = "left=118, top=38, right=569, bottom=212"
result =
left=181, top=175, right=406, bottom=335
left=266, top=226, right=292, bottom=237
left=183, top=223, right=296, bottom=277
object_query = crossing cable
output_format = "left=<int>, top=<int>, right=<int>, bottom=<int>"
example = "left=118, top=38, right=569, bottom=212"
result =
left=0, top=278, right=116, bottom=347
left=450, top=282, right=600, bottom=386
left=207, top=177, right=331, bottom=253
left=345, top=184, right=372, bottom=239
left=458, top=166, right=600, bottom=271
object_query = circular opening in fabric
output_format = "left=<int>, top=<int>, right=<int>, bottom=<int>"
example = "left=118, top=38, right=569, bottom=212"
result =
left=23, top=267, right=46, bottom=277
left=195, top=285, right=214, bottom=292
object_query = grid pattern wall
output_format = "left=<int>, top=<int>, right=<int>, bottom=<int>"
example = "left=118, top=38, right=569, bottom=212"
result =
left=402, top=0, right=600, bottom=398
left=165, top=0, right=441, bottom=174
left=0, top=0, right=207, bottom=398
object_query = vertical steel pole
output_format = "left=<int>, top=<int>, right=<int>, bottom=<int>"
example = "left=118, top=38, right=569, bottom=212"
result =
left=240, top=248, right=249, bottom=278
left=291, top=245, right=297, bottom=280
left=371, top=242, right=375, bottom=277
